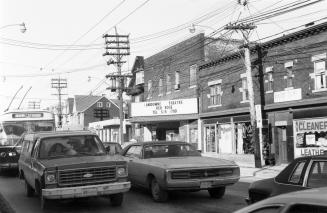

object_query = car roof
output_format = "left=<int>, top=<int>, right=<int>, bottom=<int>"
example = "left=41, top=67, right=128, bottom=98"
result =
left=295, top=154, right=327, bottom=160
left=239, top=187, right=327, bottom=212
left=26, top=130, right=97, bottom=138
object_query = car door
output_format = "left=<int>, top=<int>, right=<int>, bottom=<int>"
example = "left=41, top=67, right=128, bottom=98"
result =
left=123, top=145, right=144, bottom=186
left=30, top=139, right=42, bottom=188
left=23, top=137, right=36, bottom=186
left=274, top=159, right=309, bottom=195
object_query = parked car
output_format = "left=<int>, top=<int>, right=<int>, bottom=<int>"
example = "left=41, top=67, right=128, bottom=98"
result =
left=235, top=187, right=327, bottom=213
left=18, top=131, right=130, bottom=209
left=103, top=142, right=123, bottom=155
left=246, top=154, right=327, bottom=204
left=121, top=141, right=240, bottom=202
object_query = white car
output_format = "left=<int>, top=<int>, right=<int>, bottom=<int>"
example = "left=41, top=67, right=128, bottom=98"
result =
left=235, top=187, right=327, bottom=213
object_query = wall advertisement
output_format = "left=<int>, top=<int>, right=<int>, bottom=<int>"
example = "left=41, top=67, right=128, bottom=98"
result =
left=293, top=117, right=327, bottom=158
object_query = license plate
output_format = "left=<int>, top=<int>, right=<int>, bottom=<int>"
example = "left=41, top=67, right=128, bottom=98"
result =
left=200, top=181, right=212, bottom=189
left=82, top=187, right=98, bottom=196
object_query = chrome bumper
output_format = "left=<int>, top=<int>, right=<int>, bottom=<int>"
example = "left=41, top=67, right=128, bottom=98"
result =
left=0, top=163, right=18, bottom=169
left=42, top=181, right=131, bottom=199
left=166, top=176, right=239, bottom=190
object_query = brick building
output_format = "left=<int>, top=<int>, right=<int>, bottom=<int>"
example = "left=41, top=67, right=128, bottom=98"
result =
left=128, top=33, right=241, bottom=147
left=198, top=21, right=327, bottom=165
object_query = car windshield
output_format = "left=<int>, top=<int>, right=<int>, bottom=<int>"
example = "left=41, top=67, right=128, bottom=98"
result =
left=39, top=135, right=106, bottom=159
left=143, top=143, right=200, bottom=159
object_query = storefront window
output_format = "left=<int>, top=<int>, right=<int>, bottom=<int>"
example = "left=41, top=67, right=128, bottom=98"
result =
left=239, top=122, right=254, bottom=154
left=294, top=118, right=327, bottom=158
left=205, top=125, right=216, bottom=152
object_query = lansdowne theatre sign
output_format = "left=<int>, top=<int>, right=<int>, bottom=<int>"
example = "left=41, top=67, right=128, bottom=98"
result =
left=293, top=117, right=327, bottom=158
left=131, top=98, right=198, bottom=117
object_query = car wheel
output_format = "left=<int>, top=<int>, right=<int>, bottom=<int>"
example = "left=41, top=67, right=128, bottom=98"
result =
left=110, top=193, right=123, bottom=206
left=24, top=180, right=34, bottom=197
left=151, top=178, right=168, bottom=202
left=208, top=187, right=225, bottom=198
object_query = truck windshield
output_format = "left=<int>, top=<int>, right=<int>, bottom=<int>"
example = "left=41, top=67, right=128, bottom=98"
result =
left=39, top=135, right=106, bottom=159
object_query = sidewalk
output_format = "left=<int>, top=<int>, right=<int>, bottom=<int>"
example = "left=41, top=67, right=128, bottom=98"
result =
left=239, top=163, right=288, bottom=183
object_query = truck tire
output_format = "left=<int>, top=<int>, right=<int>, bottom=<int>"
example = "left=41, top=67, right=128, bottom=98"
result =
left=208, top=186, right=225, bottom=198
left=151, top=178, right=168, bottom=202
left=110, top=193, right=123, bottom=206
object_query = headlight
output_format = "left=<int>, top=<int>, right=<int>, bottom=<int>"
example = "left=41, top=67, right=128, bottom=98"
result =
left=45, top=173, right=56, bottom=184
left=0, top=152, right=6, bottom=157
left=117, top=167, right=127, bottom=177
left=8, top=152, right=16, bottom=157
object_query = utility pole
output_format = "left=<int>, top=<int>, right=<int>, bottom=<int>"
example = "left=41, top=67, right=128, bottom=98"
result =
left=51, top=77, right=67, bottom=128
left=103, top=27, right=131, bottom=145
left=225, top=22, right=263, bottom=168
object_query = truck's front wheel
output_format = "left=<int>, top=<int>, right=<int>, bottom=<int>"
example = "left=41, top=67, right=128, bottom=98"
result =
left=110, top=193, right=123, bottom=206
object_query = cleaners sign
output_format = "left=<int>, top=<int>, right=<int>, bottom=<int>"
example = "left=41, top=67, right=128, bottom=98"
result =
left=293, top=117, right=327, bottom=158
left=131, top=98, right=198, bottom=117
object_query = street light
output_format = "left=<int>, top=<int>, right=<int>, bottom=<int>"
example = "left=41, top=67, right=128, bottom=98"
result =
left=189, top=23, right=215, bottom=33
left=0, top=22, right=27, bottom=33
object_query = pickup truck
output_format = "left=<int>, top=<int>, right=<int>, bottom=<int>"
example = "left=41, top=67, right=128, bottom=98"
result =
left=18, top=130, right=130, bottom=209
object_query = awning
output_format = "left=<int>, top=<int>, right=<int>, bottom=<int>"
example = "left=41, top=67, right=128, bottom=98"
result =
left=129, top=114, right=198, bottom=123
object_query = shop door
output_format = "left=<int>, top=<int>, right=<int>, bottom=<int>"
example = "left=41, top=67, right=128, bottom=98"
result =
left=277, top=127, right=288, bottom=163
left=204, top=125, right=217, bottom=153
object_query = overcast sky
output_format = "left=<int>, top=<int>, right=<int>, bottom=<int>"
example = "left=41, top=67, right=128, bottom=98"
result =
left=0, top=0, right=326, bottom=112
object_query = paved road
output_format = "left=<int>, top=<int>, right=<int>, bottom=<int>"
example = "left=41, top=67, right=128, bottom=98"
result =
left=0, top=171, right=249, bottom=213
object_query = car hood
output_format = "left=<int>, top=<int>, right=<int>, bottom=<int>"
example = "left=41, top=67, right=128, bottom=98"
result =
left=39, top=155, right=126, bottom=170
left=143, top=156, right=238, bottom=169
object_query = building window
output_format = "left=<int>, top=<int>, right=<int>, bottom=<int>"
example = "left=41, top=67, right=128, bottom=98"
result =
left=241, top=77, right=249, bottom=102
left=159, top=78, right=163, bottom=96
left=175, top=71, right=180, bottom=90
left=135, top=70, right=144, bottom=85
left=265, top=66, right=273, bottom=92
left=97, top=102, right=103, bottom=107
left=208, top=79, right=222, bottom=106
left=166, top=74, right=171, bottom=93
left=106, top=102, right=111, bottom=108
left=147, top=80, right=152, bottom=99
left=284, top=61, right=294, bottom=88
left=313, top=59, right=326, bottom=90
left=189, top=64, right=197, bottom=87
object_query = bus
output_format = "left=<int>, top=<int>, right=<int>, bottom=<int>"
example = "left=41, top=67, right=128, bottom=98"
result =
left=0, top=110, right=55, bottom=170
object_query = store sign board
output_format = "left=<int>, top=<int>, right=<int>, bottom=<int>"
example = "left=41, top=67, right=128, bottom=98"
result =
left=293, top=117, right=327, bottom=158
left=131, top=98, right=198, bottom=117
left=274, top=88, right=302, bottom=103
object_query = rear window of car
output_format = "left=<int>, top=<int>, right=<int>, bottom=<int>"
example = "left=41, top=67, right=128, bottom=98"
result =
left=288, top=161, right=306, bottom=184
left=307, top=160, right=327, bottom=188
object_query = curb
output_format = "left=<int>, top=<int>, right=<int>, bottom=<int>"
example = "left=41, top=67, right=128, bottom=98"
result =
left=0, top=192, right=15, bottom=213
